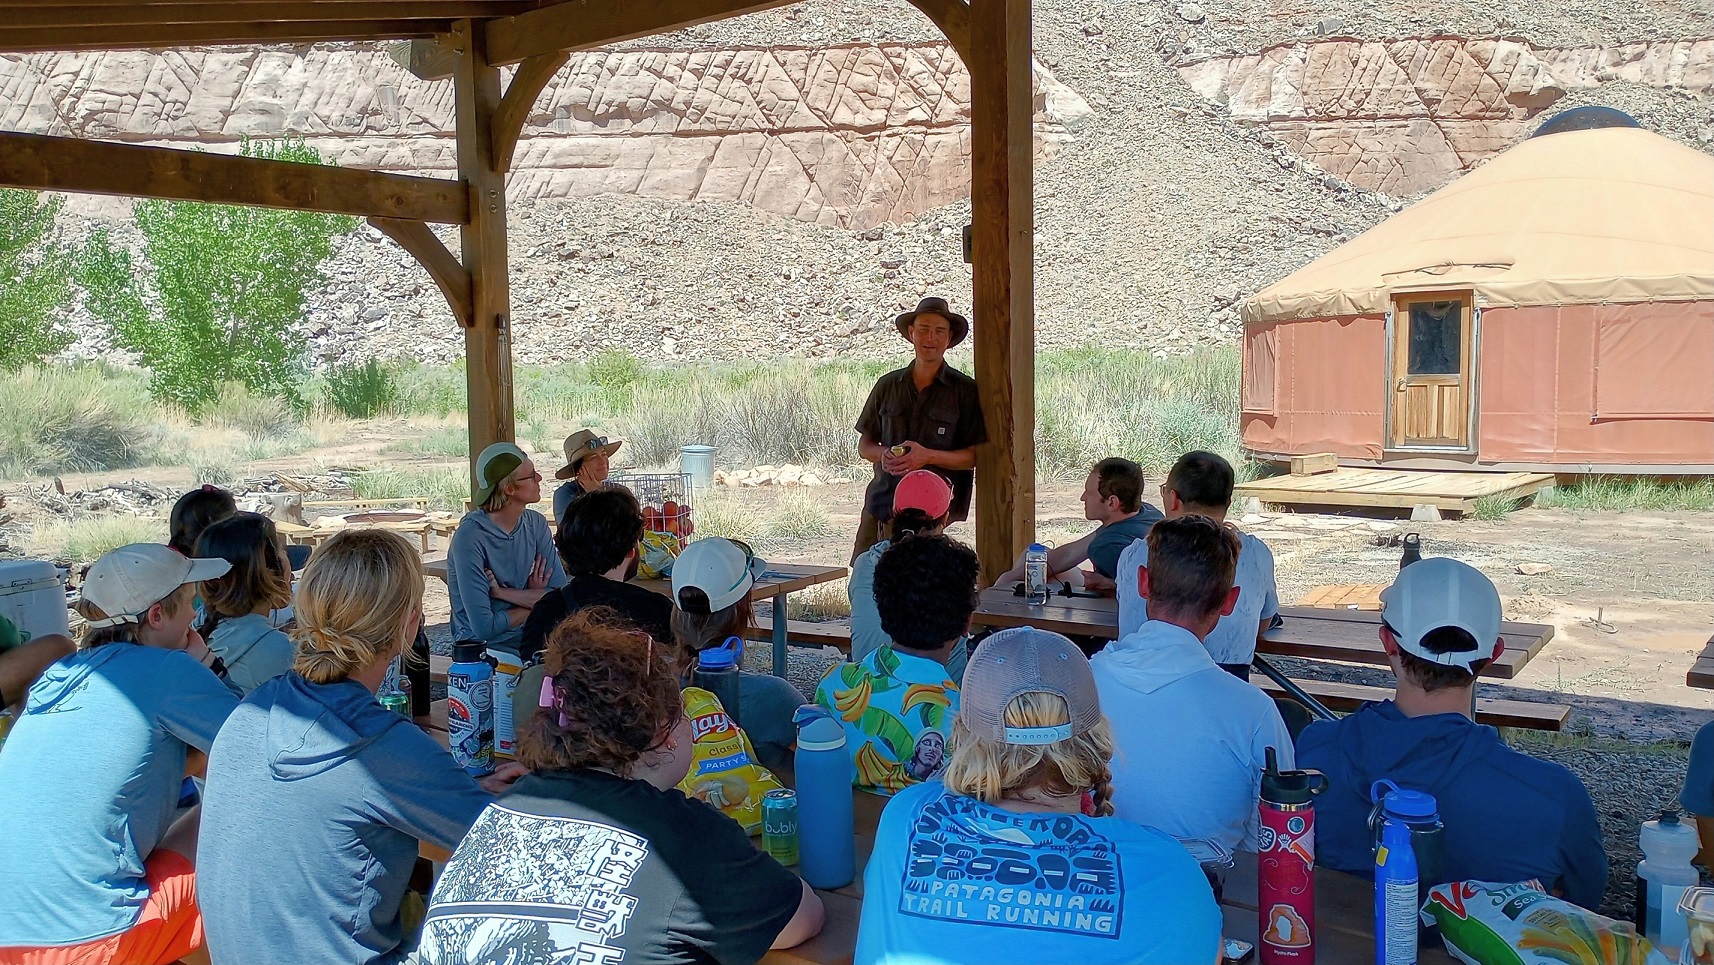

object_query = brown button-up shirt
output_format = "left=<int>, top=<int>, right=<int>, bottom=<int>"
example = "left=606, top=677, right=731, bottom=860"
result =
left=854, top=362, right=987, bottom=521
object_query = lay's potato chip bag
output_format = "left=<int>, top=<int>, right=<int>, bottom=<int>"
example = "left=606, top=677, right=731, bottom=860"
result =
left=676, top=686, right=784, bottom=834
left=1423, top=881, right=1672, bottom=965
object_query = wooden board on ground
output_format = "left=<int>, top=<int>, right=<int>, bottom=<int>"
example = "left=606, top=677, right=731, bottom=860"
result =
left=1687, top=633, right=1714, bottom=689
left=1290, top=452, right=1339, bottom=475
left=1298, top=583, right=1386, bottom=610
left=1234, top=468, right=1555, bottom=514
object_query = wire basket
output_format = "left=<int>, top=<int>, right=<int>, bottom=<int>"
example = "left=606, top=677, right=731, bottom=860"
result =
left=609, top=472, right=695, bottom=538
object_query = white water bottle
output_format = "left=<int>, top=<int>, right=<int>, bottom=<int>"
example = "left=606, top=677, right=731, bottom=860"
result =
left=1637, top=809, right=1700, bottom=952
left=1024, top=543, right=1049, bottom=606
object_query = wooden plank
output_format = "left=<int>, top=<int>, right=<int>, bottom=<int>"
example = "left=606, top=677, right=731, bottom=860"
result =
left=967, top=0, right=1034, bottom=586
left=0, top=19, right=447, bottom=51
left=454, top=19, right=518, bottom=466
left=0, top=2, right=533, bottom=27
left=0, top=132, right=468, bottom=224
left=491, top=51, right=570, bottom=171
left=1251, top=675, right=1568, bottom=730
left=367, top=217, right=473, bottom=328
left=1688, top=634, right=1714, bottom=690
left=1289, top=452, right=1339, bottom=475
left=484, top=0, right=793, bottom=65
left=905, top=0, right=971, bottom=57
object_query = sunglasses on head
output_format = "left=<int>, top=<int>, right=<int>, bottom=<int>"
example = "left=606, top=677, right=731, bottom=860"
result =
left=583, top=435, right=609, bottom=452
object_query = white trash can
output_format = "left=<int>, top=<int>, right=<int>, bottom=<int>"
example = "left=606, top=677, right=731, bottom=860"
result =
left=680, top=445, right=717, bottom=492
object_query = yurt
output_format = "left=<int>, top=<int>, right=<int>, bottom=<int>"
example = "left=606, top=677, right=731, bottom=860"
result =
left=1240, top=117, right=1714, bottom=472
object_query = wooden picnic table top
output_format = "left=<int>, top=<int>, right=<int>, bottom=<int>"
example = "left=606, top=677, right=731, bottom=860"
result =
left=1685, top=633, right=1714, bottom=689
left=420, top=556, right=846, bottom=600
left=971, top=588, right=1554, bottom=680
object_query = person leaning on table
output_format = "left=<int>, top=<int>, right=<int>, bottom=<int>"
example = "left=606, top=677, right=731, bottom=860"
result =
left=855, top=626, right=1223, bottom=965
left=851, top=296, right=987, bottom=562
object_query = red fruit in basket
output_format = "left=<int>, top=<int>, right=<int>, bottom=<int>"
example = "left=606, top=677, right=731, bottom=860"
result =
left=644, top=507, right=661, bottom=531
left=683, top=516, right=694, bottom=536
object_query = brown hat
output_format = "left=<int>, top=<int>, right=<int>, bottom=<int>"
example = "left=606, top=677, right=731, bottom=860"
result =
left=554, top=429, right=623, bottom=480
left=894, top=297, right=969, bottom=347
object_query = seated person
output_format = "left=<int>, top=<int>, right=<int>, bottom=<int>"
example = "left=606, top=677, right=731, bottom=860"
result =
left=0, top=544, right=238, bottom=965
left=0, top=615, right=74, bottom=716
left=856, top=626, right=1222, bottom=965
left=551, top=428, right=621, bottom=521
left=168, top=483, right=238, bottom=629
left=817, top=534, right=974, bottom=795
left=1296, top=558, right=1607, bottom=907
left=670, top=538, right=806, bottom=771
left=1682, top=723, right=1714, bottom=853
left=195, top=512, right=296, bottom=694
left=514, top=486, right=674, bottom=727
left=996, top=457, right=1163, bottom=592
left=447, top=442, right=566, bottom=652
left=1092, top=515, right=1294, bottom=852
left=1117, top=451, right=1277, bottom=676
left=416, top=610, right=824, bottom=965
left=848, top=469, right=955, bottom=666
left=199, top=529, right=525, bottom=965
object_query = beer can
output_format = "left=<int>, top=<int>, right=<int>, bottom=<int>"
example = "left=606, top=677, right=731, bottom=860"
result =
left=379, top=690, right=410, bottom=717
left=889, top=445, right=908, bottom=456
left=762, top=789, right=800, bottom=866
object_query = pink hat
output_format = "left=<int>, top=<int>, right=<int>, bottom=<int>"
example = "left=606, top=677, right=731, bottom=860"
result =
left=894, top=470, right=953, bottom=518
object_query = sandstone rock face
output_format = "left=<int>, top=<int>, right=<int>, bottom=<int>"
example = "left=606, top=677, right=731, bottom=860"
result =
left=0, top=43, right=1090, bottom=228
left=1179, top=38, right=1714, bottom=195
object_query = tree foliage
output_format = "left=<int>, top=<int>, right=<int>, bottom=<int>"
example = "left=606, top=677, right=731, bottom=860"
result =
left=79, top=138, right=358, bottom=412
left=0, top=189, right=75, bottom=371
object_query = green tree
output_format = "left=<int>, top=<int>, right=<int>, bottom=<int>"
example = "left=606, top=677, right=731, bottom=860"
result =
left=79, top=138, right=358, bottom=412
left=0, top=188, right=75, bottom=370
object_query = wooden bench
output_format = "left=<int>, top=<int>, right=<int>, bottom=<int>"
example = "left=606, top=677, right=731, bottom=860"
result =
left=746, top=614, right=852, bottom=652
left=1252, top=675, right=1571, bottom=731
left=1687, top=633, right=1714, bottom=689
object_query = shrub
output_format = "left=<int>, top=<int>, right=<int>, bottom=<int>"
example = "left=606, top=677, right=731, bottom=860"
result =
left=78, top=138, right=358, bottom=413
left=765, top=490, right=836, bottom=541
left=0, top=366, right=159, bottom=478
left=0, top=189, right=75, bottom=370
left=201, top=381, right=301, bottom=437
left=324, top=359, right=399, bottom=418
left=352, top=466, right=470, bottom=510
left=28, top=515, right=168, bottom=563
left=392, top=361, right=469, bottom=416
left=588, top=349, right=643, bottom=405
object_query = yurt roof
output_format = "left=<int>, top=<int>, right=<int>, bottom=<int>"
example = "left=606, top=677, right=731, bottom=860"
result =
left=1244, top=126, right=1714, bottom=324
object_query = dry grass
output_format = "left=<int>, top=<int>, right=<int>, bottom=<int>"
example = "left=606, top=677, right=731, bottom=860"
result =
left=26, top=514, right=168, bottom=563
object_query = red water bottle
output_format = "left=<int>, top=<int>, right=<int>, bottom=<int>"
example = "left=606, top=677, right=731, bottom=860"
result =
left=1259, top=746, right=1328, bottom=965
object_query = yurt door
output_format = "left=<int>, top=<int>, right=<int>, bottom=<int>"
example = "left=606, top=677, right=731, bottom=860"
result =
left=1387, top=293, right=1475, bottom=450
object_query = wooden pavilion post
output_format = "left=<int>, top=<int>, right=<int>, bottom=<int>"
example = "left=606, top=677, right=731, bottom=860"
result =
left=453, top=18, right=516, bottom=473
left=967, top=0, right=1036, bottom=585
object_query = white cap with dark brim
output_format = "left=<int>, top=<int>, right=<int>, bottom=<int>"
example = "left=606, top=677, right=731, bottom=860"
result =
left=83, top=543, right=231, bottom=628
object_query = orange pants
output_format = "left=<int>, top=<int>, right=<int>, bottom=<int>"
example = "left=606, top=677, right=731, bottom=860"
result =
left=0, top=849, right=203, bottom=965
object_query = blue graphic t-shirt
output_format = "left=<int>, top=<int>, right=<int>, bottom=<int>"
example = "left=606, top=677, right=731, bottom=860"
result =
left=856, top=781, right=1222, bottom=965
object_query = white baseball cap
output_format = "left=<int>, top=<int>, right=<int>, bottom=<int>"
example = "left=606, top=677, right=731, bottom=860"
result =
left=1379, top=558, right=1502, bottom=671
left=671, top=538, right=766, bottom=614
left=83, top=543, right=231, bottom=629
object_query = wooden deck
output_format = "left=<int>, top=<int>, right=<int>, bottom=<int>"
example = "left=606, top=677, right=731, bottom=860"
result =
left=1235, top=468, right=1556, bottom=514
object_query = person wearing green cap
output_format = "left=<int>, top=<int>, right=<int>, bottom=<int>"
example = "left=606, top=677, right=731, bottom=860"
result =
left=447, top=442, right=567, bottom=649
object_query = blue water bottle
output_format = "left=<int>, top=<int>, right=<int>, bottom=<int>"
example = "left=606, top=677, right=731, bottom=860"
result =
left=446, top=640, right=494, bottom=776
left=1376, top=818, right=1419, bottom=965
left=794, top=708, right=856, bottom=889
left=693, top=636, right=744, bottom=728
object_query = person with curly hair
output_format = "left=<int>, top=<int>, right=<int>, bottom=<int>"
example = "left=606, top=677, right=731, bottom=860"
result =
left=815, top=533, right=975, bottom=796
left=198, top=529, right=526, bottom=965
left=416, top=609, right=824, bottom=965
left=846, top=470, right=961, bottom=673
left=855, top=627, right=1222, bottom=965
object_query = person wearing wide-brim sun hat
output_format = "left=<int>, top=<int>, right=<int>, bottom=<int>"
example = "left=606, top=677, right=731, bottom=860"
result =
left=447, top=441, right=567, bottom=651
left=851, top=296, right=988, bottom=562
left=551, top=428, right=623, bottom=522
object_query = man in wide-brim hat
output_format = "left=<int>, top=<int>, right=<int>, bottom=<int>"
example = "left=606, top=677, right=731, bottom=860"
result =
left=850, top=296, right=987, bottom=561
left=551, top=429, right=623, bottom=522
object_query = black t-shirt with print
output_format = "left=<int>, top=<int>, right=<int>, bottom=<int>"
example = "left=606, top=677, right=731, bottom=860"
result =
left=416, top=769, right=803, bottom=965
left=519, top=575, right=676, bottom=662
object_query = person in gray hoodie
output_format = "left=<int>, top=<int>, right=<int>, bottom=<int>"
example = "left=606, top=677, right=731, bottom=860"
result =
left=199, top=530, right=526, bottom=965
left=195, top=511, right=296, bottom=694
left=447, top=442, right=566, bottom=651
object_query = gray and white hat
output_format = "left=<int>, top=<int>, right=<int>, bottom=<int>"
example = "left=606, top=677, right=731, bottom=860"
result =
left=961, top=627, right=1104, bottom=745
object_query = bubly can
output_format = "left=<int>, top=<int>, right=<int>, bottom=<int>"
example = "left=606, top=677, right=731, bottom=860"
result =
left=763, top=789, right=800, bottom=866
left=379, top=690, right=410, bottom=716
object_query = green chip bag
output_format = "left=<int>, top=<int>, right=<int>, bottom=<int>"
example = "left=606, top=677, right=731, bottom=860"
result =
left=1424, top=881, right=1672, bottom=965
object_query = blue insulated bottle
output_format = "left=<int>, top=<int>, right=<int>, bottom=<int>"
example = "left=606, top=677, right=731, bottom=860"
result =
left=794, top=708, right=856, bottom=889
left=446, top=640, right=494, bottom=776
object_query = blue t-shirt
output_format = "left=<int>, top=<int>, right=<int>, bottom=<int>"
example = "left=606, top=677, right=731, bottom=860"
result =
left=0, top=643, right=238, bottom=946
left=856, top=781, right=1222, bottom=965
left=1085, top=507, right=1163, bottom=579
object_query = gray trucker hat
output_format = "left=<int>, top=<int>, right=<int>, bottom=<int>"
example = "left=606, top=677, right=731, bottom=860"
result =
left=961, top=627, right=1104, bottom=746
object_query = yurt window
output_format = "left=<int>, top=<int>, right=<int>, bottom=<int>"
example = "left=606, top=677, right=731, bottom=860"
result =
left=1407, top=300, right=1463, bottom=374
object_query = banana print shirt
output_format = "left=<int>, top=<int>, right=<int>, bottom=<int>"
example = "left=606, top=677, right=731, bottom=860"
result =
left=814, top=645, right=959, bottom=797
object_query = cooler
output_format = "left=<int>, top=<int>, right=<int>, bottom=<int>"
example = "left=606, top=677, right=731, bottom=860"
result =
left=0, top=561, right=69, bottom=645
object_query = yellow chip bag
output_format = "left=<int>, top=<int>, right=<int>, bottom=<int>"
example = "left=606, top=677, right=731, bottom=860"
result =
left=676, top=686, right=784, bottom=834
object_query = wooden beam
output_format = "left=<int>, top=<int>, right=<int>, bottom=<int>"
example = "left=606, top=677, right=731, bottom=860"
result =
left=968, top=0, right=1035, bottom=586
left=0, top=3, right=535, bottom=28
left=491, top=51, right=570, bottom=171
left=400, top=35, right=463, bottom=81
left=906, top=0, right=971, bottom=60
left=366, top=217, right=474, bottom=329
left=0, top=20, right=446, bottom=51
left=453, top=19, right=517, bottom=469
left=0, top=132, right=469, bottom=224
left=484, top=0, right=793, bottom=66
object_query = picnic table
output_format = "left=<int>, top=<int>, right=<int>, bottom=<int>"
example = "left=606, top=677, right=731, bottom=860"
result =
left=970, top=589, right=1568, bottom=730
left=1684, top=633, right=1714, bottom=689
left=421, top=556, right=846, bottom=677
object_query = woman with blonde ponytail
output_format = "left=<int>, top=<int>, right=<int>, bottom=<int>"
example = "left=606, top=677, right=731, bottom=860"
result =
left=198, top=529, right=525, bottom=965
left=854, top=627, right=1224, bottom=965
